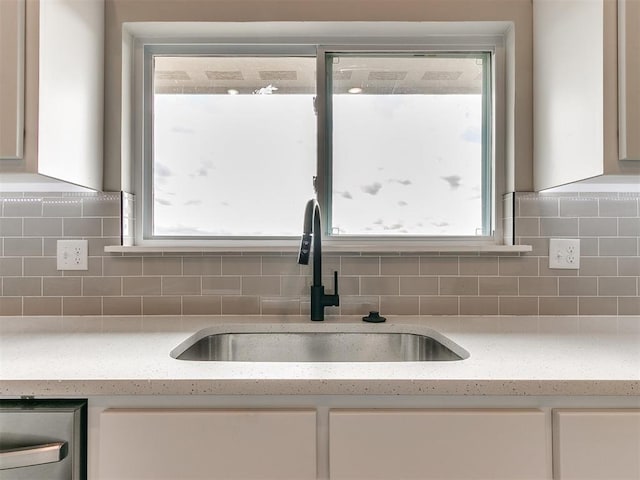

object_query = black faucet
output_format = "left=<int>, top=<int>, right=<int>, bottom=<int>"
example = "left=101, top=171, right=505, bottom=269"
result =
left=297, top=199, right=340, bottom=321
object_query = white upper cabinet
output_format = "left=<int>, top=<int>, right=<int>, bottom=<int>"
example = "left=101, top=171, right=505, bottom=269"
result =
left=618, top=0, right=640, bottom=161
left=533, top=0, right=640, bottom=191
left=0, top=0, right=104, bottom=191
left=0, top=0, right=24, bottom=160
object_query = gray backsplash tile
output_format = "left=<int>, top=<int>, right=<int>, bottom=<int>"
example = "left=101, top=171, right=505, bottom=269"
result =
left=1, top=192, right=639, bottom=316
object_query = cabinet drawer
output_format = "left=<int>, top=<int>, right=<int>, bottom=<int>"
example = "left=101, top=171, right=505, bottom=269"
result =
left=329, top=409, right=550, bottom=480
left=98, top=409, right=316, bottom=480
left=553, top=409, right=640, bottom=480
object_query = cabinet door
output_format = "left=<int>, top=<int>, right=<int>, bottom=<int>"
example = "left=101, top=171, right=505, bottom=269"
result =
left=553, top=409, right=640, bottom=479
left=0, top=0, right=24, bottom=159
left=329, top=409, right=550, bottom=480
left=619, top=0, right=640, bottom=161
left=98, top=409, right=317, bottom=480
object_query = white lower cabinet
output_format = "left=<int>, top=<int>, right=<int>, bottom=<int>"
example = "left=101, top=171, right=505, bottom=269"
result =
left=97, top=409, right=317, bottom=480
left=329, top=409, right=550, bottom=479
left=553, top=409, right=640, bottom=480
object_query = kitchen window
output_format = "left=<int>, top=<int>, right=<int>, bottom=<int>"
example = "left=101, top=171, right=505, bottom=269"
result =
left=140, top=41, right=498, bottom=246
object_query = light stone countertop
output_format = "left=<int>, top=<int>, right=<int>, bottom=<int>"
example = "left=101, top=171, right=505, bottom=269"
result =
left=0, top=315, right=639, bottom=397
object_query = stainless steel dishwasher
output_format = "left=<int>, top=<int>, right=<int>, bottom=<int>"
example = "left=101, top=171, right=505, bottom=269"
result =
left=0, top=399, right=86, bottom=480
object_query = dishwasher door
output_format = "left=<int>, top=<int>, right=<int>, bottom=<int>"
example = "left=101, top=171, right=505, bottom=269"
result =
left=0, top=400, right=86, bottom=480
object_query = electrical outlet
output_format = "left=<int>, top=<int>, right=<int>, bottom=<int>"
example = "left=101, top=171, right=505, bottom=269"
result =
left=549, top=238, right=580, bottom=269
left=57, top=240, right=88, bottom=270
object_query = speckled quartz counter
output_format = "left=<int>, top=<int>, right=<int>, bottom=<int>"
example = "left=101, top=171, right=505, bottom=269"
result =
left=0, top=315, right=639, bottom=397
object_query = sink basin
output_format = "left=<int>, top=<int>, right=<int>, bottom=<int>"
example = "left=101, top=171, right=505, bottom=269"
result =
left=171, top=331, right=467, bottom=362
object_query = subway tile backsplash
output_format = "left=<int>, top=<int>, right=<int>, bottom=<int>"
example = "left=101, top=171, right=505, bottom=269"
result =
left=0, top=192, right=638, bottom=316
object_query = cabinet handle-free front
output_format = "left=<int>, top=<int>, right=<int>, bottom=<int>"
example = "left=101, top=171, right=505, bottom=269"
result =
left=0, top=441, right=68, bottom=470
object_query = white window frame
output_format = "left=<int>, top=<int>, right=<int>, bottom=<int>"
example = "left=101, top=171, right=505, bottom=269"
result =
left=131, top=24, right=507, bottom=251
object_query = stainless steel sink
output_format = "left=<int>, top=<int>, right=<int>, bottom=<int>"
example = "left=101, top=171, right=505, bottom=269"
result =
left=171, top=331, right=467, bottom=362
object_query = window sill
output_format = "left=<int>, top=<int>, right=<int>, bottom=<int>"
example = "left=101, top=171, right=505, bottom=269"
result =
left=104, top=242, right=532, bottom=254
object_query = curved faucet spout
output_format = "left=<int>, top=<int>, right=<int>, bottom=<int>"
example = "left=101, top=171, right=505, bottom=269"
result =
left=297, top=199, right=339, bottom=321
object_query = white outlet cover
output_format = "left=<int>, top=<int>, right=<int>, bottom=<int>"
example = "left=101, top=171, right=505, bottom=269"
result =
left=57, top=239, right=89, bottom=270
left=549, top=238, right=580, bottom=270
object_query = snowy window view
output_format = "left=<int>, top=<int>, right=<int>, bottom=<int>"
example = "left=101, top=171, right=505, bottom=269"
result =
left=150, top=52, right=490, bottom=238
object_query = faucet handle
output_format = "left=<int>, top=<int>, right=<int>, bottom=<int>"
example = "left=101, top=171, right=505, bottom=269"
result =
left=333, top=271, right=339, bottom=296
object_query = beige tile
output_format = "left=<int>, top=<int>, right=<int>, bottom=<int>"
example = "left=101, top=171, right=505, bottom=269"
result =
left=499, top=297, right=538, bottom=315
left=261, top=297, right=300, bottom=315
left=420, top=257, right=458, bottom=275
left=103, top=297, right=142, bottom=315
left=3, top=277, right=41, bottom=296
left=380, top=296, right=419, bottom=315
left=619, top=297, right=640, bottom=315
left=82, top=196, right=120, bottom=217
left=221, top=256, right=261, bottom=275
left=459, top=257, right=498, bottom=275
left=325, top=274, right=358, bottom=295
left=460, top=296, right=499, bottom=315
left=579, top=257, right=617, bottom=277
left=63, top=297, right=102, bottom=315
left=479, top=277, right=518, bottom=295
left=23, top=218, right=62, bottom=236
left=499, top=257, right=538, bottom=276
left=143, top=296, right=182, bottom=315
left=619, top=218, right=640, bottom=236
left=123, top=277, right=161, bottom=295
left=83, top=277, right=121, bottom=296
left=560, top=198, right=598, bottom=217
left=599, top=198, right=638, bottom=217
left=221, top=295, right=260, bottom=315
left=439, top=277, right=478, bottom=295
left=183, top=256, right=221, bottom=275
left=539, top=296, right=578, bottom=315
left=0, top=257, right=23, bottom=276
left=43, top=198, right=82, bottom=217
left=0, top=297, right=22, bottom=316
left=0, top=218, right=22, bottom=236
left=518, top=277, right=557, bottom=296
left=339, top=296, right=380, bottom=315
left=63, top=217, right=102, bottom=236
left=518, top=196, right=558, bottom=217
left=580, top=238, right=599, bottom=256
left=241, top=276, right=280, bottom=295
left=162, top=276, right=201, bottom=295
left=103, top=257, right=142, bottom=276
left=361, top=276, right=399, bottom=295
left=420, top=296, right=459, bottom=315
left=399, top=276, right=438, bottom=295
left=341, top=257, right=379, bottom=275
left=514, top=218, right=539, bottom=236
left=599, top=277, right=637, bottom=296
left=43, top=277, right=82, bottom=296
left=23, top=257, right=59, bottom=277
left=540, top=218, right=579, bottom=237
left=281, top=276, right=309, bottom=296
left=517, top=237, right=548, bottom=256
left=23, top=297, right=61, bottom=315
left=3, top=198, right=42, bottom=217
left=202, top=276, right=241, bottom=295
left=102, top=218, right=121, bottom=237
left=618, top=257, right=640, bottom=276
left=262, top=256, right=301, bottom=275
left=380, top=257, right=419, bottom=275
left=599, top=238, right=638, bottom=256
left=579, top=297, right=617, bottom=315
left=143, top=257, right=182, bottom=275
left=182, top=296, right=222, bottom=315
left=4, top=238, right=42, bottom=256
left=558, top=277, right=597, bottom=296
left=579, top=218, right=617, bottom=237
